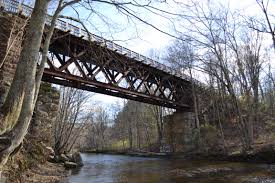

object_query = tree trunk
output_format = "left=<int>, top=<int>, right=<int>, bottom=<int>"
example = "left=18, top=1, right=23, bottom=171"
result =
left=128, top=124, right=133, bottom=150
left=0, top=0, right=49, bottom=177
left=155, top=106, right=163, bottom=151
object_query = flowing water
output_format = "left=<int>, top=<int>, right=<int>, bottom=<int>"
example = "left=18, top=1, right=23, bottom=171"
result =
left=68, top=153, right=275, bottom=183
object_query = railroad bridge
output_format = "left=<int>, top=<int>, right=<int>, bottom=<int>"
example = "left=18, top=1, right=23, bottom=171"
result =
left=0, top=0, right=207, bottom=153
left=0, top=0, right=200, bottom=110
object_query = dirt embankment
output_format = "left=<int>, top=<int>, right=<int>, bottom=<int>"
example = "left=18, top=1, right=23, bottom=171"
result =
left=14, top=162, right=68, bottom=183
left=4, top=161, right=68, bottom=183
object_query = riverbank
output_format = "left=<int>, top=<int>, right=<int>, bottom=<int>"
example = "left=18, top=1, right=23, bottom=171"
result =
left=82, top=149, right=170, bottom=158
left=4, top=150, right=82, bottom=183
left=82, top=144, right=275, bottom=164
left=189, top=144, right=275, bottom=164
left=5, top=161, right=68, bottom=183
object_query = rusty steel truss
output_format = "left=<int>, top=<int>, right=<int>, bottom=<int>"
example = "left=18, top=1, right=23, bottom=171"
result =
left=43, top=30, right=193, bottom=110
left=2, top=0, right=194, bottom=110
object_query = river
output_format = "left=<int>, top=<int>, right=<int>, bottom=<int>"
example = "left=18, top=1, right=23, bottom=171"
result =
left=68, top=153, right=275, bottom=183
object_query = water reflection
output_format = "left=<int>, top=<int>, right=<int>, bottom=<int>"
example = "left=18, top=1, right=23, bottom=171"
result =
left=68, top=153, right=275, bottom=183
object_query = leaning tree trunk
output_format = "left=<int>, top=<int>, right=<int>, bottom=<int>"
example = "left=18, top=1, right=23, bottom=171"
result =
left=0, top=0, right=49, bottom=177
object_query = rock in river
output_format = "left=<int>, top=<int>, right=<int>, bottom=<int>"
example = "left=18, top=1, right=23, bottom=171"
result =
left=64, top=161, right=78, bottom=169
left=72, top=152, right=83, bottom=167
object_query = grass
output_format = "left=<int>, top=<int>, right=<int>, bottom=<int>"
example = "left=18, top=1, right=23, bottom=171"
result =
left=111, top=140, right=129, bottom=150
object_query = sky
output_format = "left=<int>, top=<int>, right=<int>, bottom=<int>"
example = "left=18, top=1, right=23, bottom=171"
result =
left=56, top=0, right=275, bottom=106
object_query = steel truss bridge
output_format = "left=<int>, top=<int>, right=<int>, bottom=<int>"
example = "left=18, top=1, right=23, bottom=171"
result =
left=1, top=0, right=199, bottom=110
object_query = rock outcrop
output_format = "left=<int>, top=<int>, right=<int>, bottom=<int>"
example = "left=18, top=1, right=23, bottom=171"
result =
left=71, top=152, right=83, bottom=167
left=51, top=152, right=83, bottom=169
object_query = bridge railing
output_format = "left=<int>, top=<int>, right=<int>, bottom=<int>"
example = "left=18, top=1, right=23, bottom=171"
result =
left=0, top=0, right=207, bottom=88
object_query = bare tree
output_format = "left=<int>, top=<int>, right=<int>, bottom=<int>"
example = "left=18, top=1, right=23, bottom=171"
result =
left=95, top=107, right=109, bottom=150
left=247, top=0, right=275, bottom=51
left=171, top=1, right=268, bottom=151
left=54, top=86, right=90, bottom=154
left=85, top=106, right=110, bottom=150
left=150, top=105, right=164, bottom=151
left=166, top=39, right=200, bottom=130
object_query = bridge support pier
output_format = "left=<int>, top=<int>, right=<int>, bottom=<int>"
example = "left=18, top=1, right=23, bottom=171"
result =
left=161, top=110, right=196, bottom=153
left=0, top=12, right=24, bottom=106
